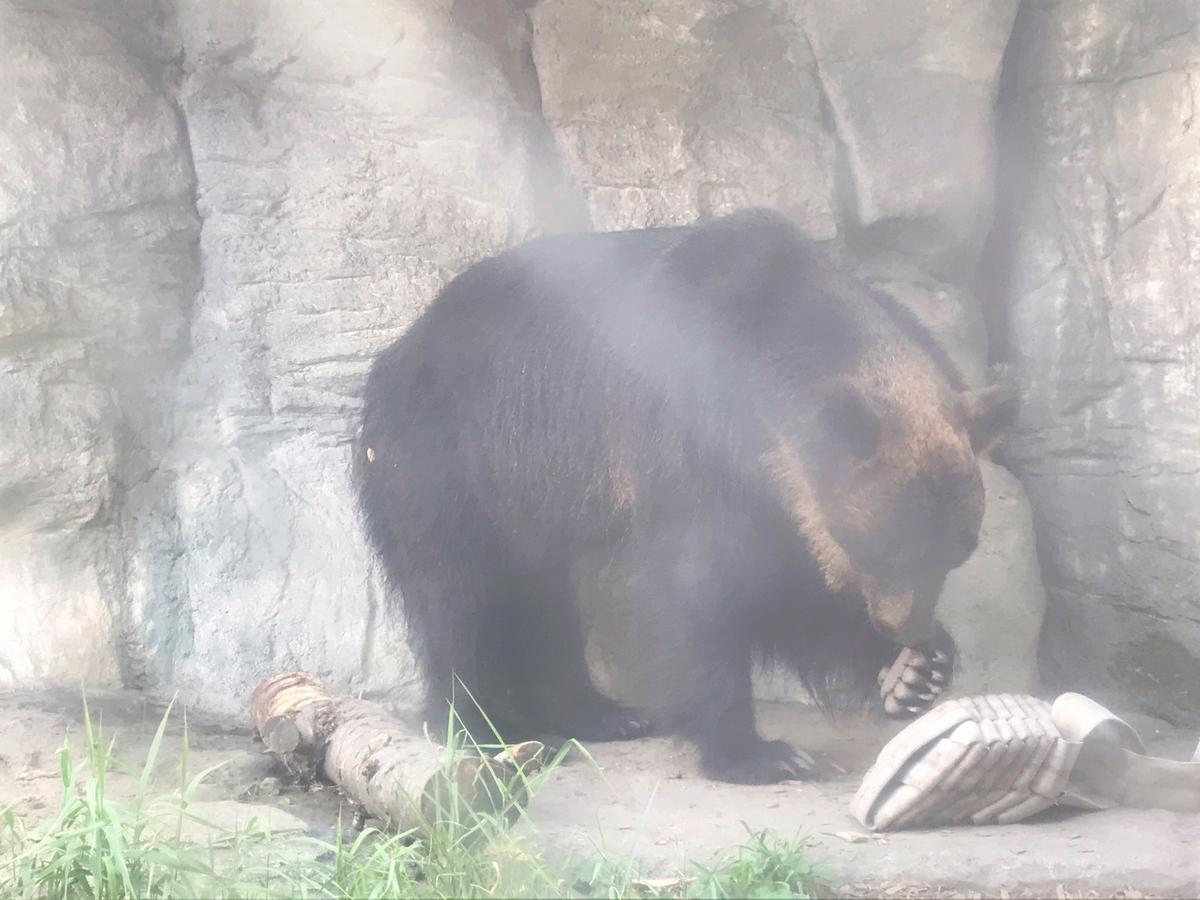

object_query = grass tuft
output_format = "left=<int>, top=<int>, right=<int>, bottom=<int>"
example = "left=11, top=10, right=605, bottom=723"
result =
left=570, top=824, right=826, bottom=899
left=1, top=691, right=829, bottom=899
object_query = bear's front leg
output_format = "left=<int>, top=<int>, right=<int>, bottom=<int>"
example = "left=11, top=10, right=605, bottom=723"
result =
left=690, top=682, right=820, bottom=785
left=612, top=511, right=820, bottom=784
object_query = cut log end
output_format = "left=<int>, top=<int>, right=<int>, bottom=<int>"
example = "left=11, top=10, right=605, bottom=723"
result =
left=260, top=715, right=302, bottom=755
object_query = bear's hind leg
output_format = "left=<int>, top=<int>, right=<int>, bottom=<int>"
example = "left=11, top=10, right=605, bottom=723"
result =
left=397, top=563, right=531, bottom=748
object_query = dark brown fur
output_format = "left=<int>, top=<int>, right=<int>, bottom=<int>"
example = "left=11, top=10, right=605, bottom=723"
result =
left=355, top=209, right=1015, bottom=783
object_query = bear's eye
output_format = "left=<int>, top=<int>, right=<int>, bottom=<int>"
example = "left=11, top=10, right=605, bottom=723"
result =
left=817, top=389, right=881, bottom=465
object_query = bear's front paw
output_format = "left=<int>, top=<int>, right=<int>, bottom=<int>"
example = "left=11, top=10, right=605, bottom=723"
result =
left=878, top=646, right=951, bottom=717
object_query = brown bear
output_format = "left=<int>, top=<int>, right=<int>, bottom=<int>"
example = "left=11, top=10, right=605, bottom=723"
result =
left=355, top=209, right=1015, bottom=784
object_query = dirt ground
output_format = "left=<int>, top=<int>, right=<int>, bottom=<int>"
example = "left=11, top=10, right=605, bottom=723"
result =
left=1, top=688, right=1198, bottom=898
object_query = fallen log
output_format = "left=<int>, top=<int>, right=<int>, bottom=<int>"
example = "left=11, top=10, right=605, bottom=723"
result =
left=250, top=672, right=544, bottom=833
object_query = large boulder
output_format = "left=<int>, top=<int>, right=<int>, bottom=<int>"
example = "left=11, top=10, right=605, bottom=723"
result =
left=803, top=0, right=1020, bottom=272
left=531, top=0, right=839, bottom=238
left=0, top=0, right=574, bottom=714
left=997, top=1, right=1200, bottom=724
left=0, top=1, right=198, bottom=689
left=145, top=0, right=567, bottom=712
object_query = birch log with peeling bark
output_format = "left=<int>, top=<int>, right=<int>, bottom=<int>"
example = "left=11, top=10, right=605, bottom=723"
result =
left=250, top=672, right=544, bottom=832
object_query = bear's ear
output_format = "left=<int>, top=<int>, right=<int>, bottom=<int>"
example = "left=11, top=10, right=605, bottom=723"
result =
left=962, top=371, right=1020, bottom=454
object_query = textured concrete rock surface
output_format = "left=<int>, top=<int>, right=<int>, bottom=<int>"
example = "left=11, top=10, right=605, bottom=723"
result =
left=7, top=0, right=1191, bottom=728
left=0, top=0, right=197, bottom=689
left=144, top=0, right=569, bottom=711
left=995, top=1, right=1200, bottom=725
left=531, top=0, right=838, bottom=238
left=938, top=461, right=1045, bottom=697
left=1, top=0, right=570, bottom=713
left=805, top=0, right=1020, bottom=272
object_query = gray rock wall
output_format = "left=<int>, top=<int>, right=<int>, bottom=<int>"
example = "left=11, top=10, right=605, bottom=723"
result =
left=531, top=0, right=838, bottom=236
left=151, top=0, right=565, bottom=710
left=4, top=0, right=1190, bottom=725
left=1, top=0, right=569, bottom=711
left=995, top=1, right=1200, bottom=724
left=0, top=0, right=197, bottom=688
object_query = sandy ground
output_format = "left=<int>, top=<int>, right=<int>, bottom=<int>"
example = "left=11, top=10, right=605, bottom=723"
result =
left=1, top=688, right=1197, bottom=898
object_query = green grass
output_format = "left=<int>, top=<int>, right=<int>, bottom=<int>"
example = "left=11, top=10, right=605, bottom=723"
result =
left=568, top=826, right=828, bottom=899
left=0, top=695, right=829, bottom=899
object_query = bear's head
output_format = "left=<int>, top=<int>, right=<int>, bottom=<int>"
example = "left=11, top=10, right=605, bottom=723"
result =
left=771, top=350, right=1018, bottom=646
left=646, top=208, right=1018, bottom=646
